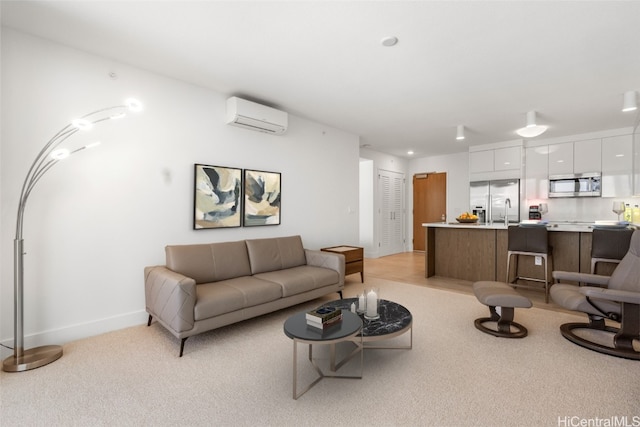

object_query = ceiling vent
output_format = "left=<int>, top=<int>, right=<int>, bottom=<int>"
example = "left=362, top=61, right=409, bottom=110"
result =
left=225, top=97, right=288, bottom=134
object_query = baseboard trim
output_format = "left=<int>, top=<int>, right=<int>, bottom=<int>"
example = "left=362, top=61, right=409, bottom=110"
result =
left=1, top=309, right=148, bottom=359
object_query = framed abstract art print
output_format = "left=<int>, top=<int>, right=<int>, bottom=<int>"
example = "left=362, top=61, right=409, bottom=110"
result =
left=194, top=164, right=242, bottom=229
left=243, top=169, right=281, bottom=226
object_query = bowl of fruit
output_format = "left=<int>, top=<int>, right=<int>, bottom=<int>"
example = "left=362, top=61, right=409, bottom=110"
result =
left=456, top=212, right=479, bottom=223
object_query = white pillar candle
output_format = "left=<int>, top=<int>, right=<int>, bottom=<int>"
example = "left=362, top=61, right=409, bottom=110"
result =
left=358, top=294, right=365, bottom=311
left=366, top=289, right=378, bottom=317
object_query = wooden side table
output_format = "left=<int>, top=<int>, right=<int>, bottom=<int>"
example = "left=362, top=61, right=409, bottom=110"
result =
left=321, top=245, right=364, bottom=282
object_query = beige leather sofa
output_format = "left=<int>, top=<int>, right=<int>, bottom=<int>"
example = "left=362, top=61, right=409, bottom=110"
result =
left=144, top=235, right=345, bottom=356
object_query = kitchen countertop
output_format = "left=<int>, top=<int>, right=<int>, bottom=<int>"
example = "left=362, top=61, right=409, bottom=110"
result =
left=422, top=221, right=637, bottom=232
left=423, top=222, right=511, bottom=230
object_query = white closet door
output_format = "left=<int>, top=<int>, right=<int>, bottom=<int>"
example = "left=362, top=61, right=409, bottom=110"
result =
left=379, top=169, right=405, bottom=256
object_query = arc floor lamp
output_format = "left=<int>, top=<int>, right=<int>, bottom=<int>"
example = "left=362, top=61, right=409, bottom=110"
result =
left=2, top=98, right=143, bottom=372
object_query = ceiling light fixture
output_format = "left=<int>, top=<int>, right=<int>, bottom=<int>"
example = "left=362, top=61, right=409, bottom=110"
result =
left=516, top=111, right=548, bottom=138
left=456, top=125, right=465, bottom=140
left=381, top=36, right=398, bottom=47
left=622, top=91, right=637, bottom=112
left=407, top=150, right=414, bottom=155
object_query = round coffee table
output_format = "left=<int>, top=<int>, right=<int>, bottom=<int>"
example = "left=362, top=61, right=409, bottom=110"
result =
left=283, top=310, right=363, bottom=400
left=320, top=298, right=413, bottom=349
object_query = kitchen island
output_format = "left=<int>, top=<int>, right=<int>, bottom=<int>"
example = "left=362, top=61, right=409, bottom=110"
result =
left=422, top=222, right=615, bottom=283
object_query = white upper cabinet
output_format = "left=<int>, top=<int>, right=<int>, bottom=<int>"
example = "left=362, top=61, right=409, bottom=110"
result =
left=548, top=139, right=601, bottom=175
left=525, top=130, right=633, bottom=199
left=469, top=144, right=522, bottom=181
left=548, top=142, right=574, bottom=175
left=573, top=139, right=602, bottom=173
left=469, top=150, right=494, bottom=174
left=601, top=134, right=633, bottom=197
left=525, top=146, right=548, bottom=199
left=494, top=146, right=521, bottom=171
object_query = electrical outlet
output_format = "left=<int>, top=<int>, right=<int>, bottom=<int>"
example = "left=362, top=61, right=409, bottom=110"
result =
left=535, top=256, right=542, bottom=266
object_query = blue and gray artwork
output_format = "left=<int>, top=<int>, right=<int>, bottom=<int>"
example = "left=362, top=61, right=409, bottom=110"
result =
left=244, top=170, right=280, bottom=226
left=195, top=165, right=241, bottom=228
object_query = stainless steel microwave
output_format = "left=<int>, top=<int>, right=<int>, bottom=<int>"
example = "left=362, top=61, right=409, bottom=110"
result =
left=548, top=173, right=601, bottom=198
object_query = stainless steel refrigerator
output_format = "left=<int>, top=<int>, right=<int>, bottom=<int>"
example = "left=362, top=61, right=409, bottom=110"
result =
left=469, top=179, right=520, bottom=224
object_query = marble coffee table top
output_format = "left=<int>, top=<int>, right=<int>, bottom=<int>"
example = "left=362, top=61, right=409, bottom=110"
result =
left=320, top=298, right=412, bottom=339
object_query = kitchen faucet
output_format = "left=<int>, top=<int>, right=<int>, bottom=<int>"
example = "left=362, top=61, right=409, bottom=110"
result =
left=504, top=198, right=511, bottom=226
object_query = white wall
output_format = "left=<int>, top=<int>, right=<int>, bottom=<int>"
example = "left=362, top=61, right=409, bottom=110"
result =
left=408, top=152, right=470, bottom=250
left=358, top=158, right=374, bottom=253
left=0, top=29, right=360, bottom=356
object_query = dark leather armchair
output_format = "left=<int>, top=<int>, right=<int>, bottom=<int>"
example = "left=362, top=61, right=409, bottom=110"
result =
left=550, top=229, right=640, bottom=360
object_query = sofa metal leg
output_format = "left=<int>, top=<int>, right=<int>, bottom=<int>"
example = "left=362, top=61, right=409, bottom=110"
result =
left=179, top=338, right=188, bottom=357
left=147, top=314, right=153, bottom=326
left=338, top=291, right=343, bottom=299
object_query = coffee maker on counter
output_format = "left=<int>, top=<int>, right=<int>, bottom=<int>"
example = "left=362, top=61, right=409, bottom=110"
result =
left=471, top=206, right=486, bottom=223
left=528, top=203, right=548, bottom=220
left=528, top=205, right=541, bottom=220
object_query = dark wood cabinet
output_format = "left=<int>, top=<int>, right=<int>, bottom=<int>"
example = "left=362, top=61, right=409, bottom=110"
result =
left=424, top=225, right=599, bottom=283
left=321, top=246, right=364, bottom=282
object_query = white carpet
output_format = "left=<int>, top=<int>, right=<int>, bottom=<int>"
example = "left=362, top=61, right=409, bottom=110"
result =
left=1, top=278, right=637, bottom=426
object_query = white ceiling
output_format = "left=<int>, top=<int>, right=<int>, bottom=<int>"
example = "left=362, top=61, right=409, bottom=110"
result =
left=2, top=1, right=640, bottom=158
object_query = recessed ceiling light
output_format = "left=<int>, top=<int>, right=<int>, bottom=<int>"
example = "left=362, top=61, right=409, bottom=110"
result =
left=407, top=150, right=414, bottom=155
left=381, top=36, right=398, bottom=47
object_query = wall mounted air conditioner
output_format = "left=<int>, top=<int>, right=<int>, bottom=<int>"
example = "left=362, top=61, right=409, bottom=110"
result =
left=225, top=96, right=288, bottom=134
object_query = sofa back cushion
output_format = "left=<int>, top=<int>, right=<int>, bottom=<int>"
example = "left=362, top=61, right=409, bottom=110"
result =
left=246, top=235, right=307, bottom=274
left=165, top=240, right=251, bottom=284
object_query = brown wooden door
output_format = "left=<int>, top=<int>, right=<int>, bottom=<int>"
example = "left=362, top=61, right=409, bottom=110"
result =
left=413, top=172, right=446, bottom=251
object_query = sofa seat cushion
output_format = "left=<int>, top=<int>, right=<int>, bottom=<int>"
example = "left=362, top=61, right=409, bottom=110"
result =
left=254, top=266, right=339, bottom=297
left=194, top=277, right=282, bottom=321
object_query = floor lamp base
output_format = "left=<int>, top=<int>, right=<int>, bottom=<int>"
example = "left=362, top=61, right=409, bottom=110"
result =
left=2, top=345, right=63, bottom=372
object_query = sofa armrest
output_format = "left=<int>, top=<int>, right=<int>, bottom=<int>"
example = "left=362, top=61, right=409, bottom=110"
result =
left=144, top=266, right=197, bottom=335
left=580, top=286, right=640, bottom=305
left=305, top=249, right=345, bottom=285
left=552, top=271, right=610, bottom=287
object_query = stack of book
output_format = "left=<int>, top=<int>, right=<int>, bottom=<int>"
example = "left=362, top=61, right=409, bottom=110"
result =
left=306, top=306, right=342, bottom=329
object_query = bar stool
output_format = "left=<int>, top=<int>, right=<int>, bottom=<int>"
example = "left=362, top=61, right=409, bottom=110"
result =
left=591, top=228, right=634, bottom=274
left=506, top=225, right=553, bottom=303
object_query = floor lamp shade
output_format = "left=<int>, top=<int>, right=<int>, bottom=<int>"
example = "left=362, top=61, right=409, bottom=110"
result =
left=2, top=99, right=142, bottom=372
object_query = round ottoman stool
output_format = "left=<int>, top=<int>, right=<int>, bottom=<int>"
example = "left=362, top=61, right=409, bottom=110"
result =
left=473, top=280, right=532, bottom=338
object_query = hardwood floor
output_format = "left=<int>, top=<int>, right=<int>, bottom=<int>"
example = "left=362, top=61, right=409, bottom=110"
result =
left=355, top=251, right=567, bottom=312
